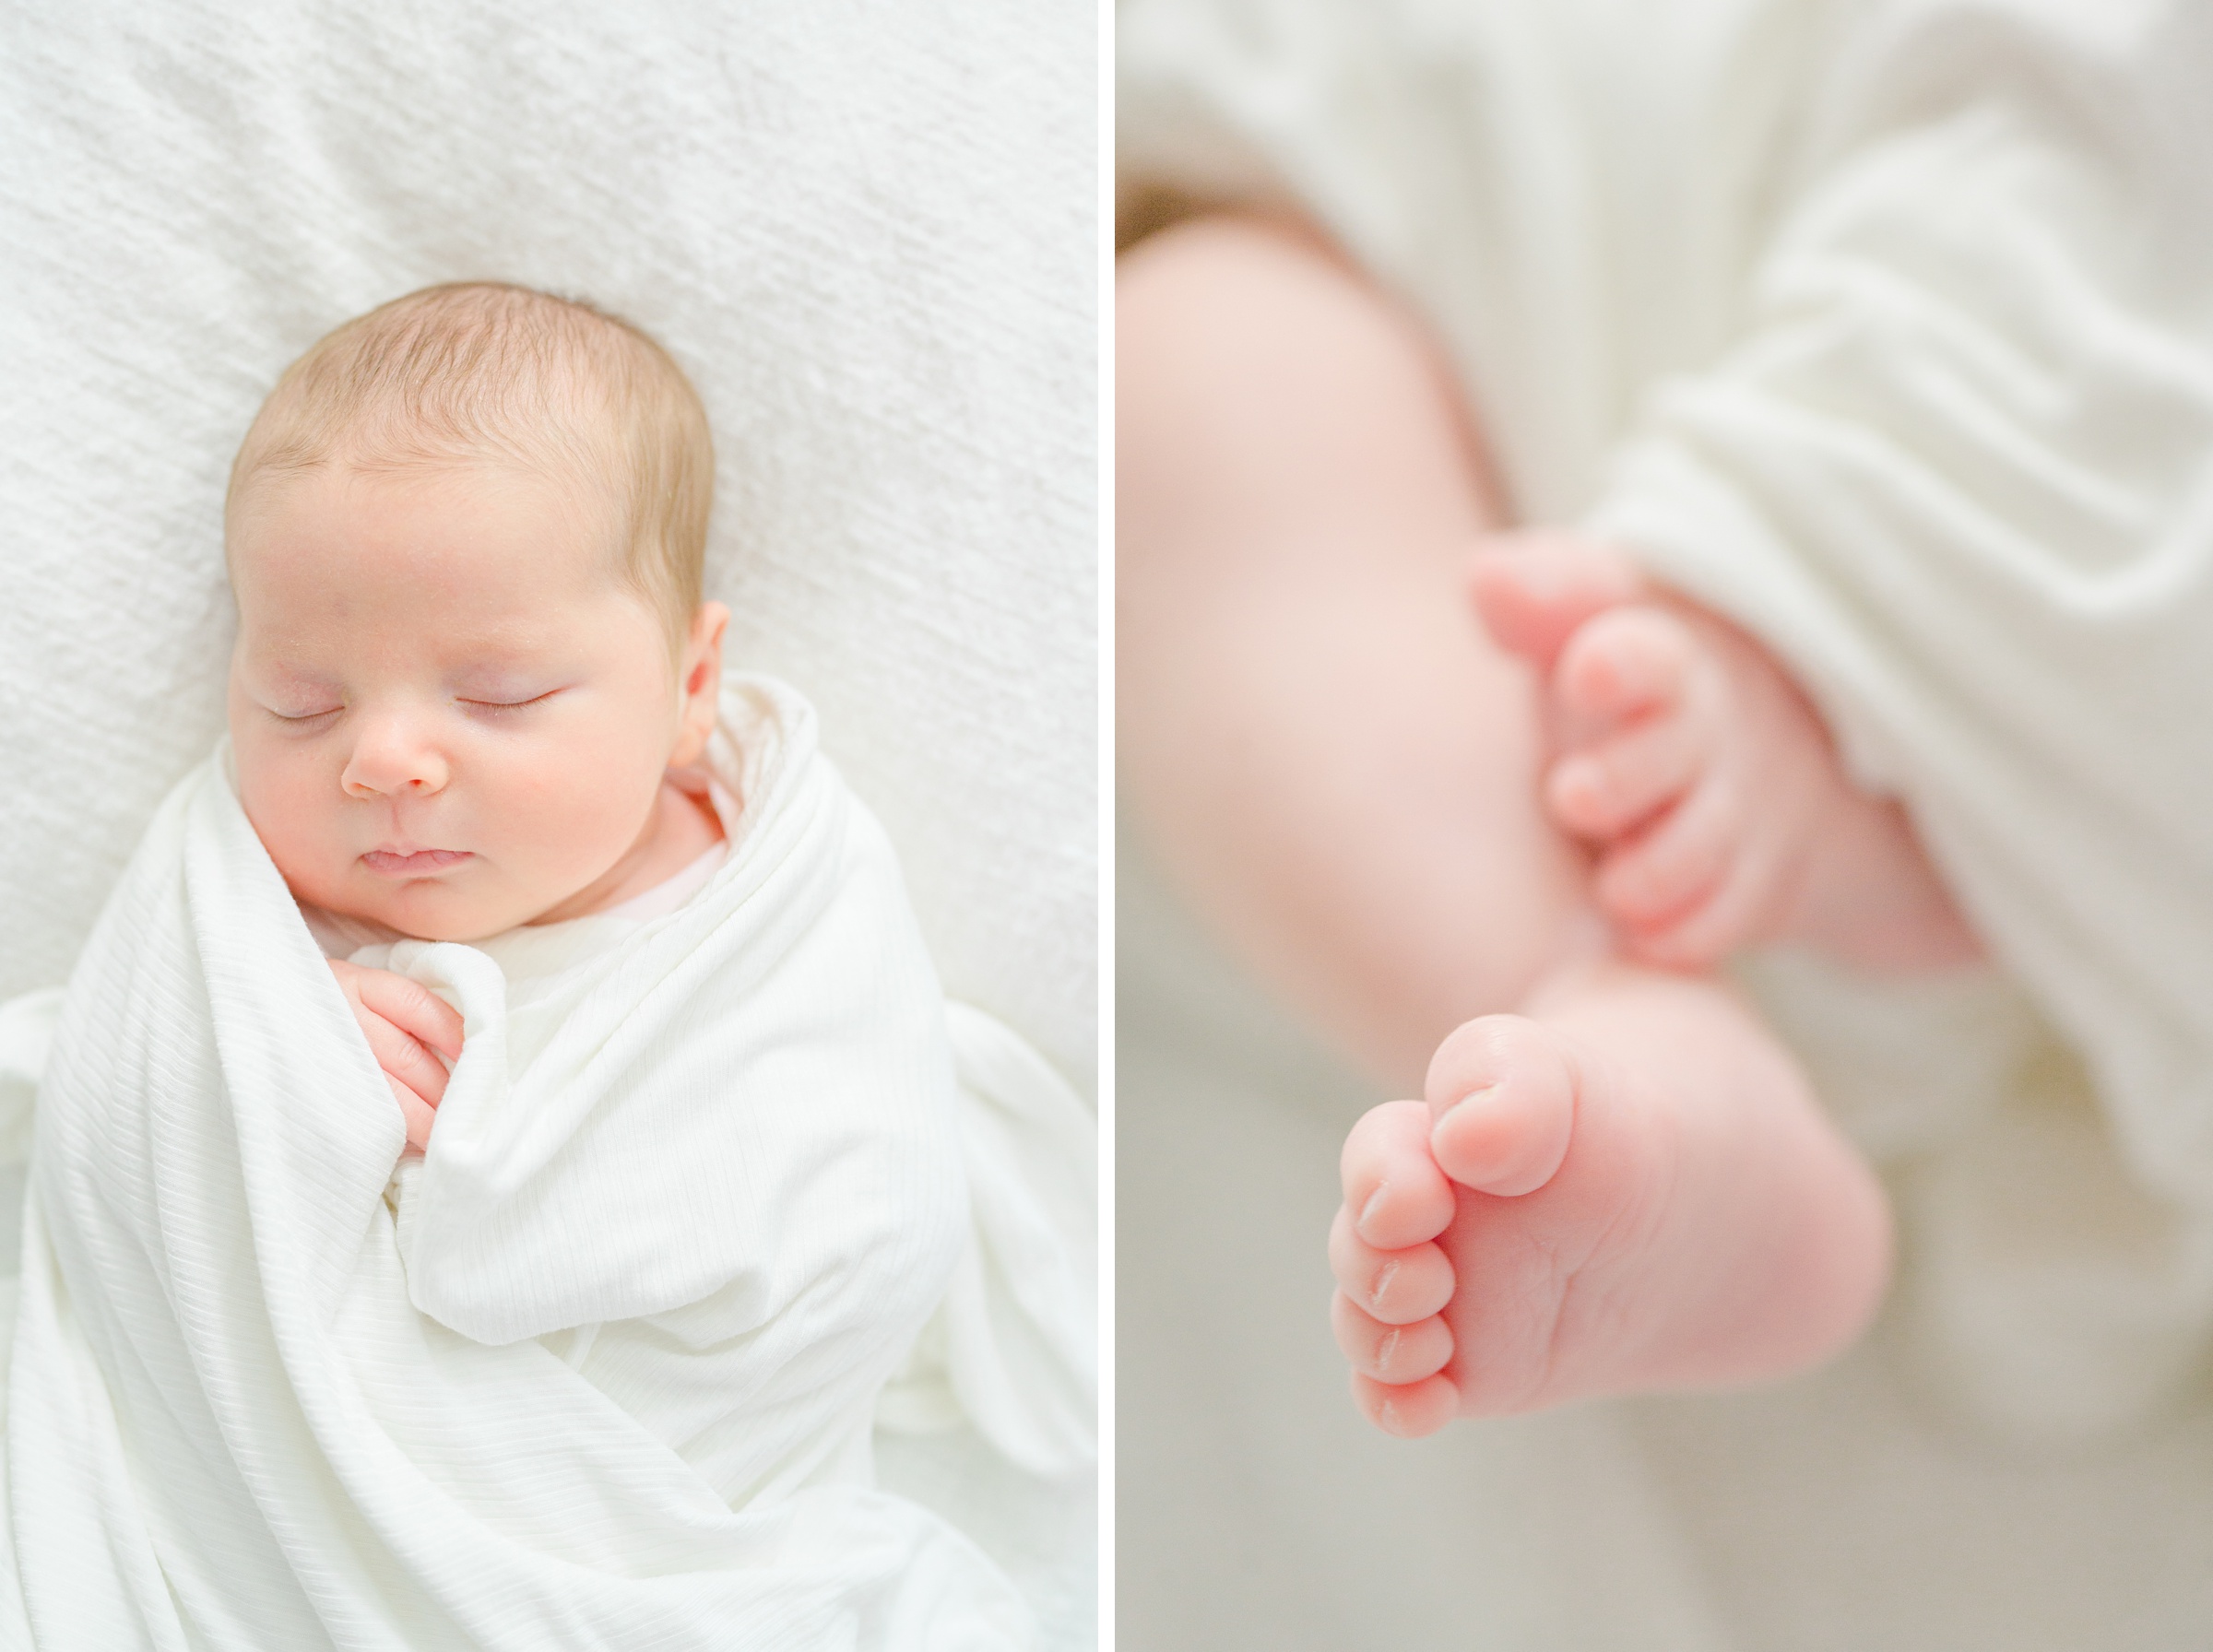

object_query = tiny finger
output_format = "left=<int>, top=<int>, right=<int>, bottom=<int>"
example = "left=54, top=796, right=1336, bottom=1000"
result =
left=389, top=1076, right=437, bottom=1153
left=353, top=970, right=465, bottom=1062
left=361, top=1011, right=451, bottom=1107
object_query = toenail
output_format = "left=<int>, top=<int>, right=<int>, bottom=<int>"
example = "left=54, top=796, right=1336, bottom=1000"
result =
left=1375, top=1327, right=1401, bottom=1375
left=1358, top=1183, right=1389, bottom=1234
left=1369, top=1258, right=1399, bottom=1311
left=1444, top=1083, right=1497, bottom=1117
left=1377, top=1395, right=1401, bottom=1434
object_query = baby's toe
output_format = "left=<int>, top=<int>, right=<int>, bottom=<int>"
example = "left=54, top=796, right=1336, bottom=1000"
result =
left=1331, top=1292, right=1454, bottom=1385
left=1340, top=1099, right=1456, bottom=1249
left=1423, top=1016, right=1578, bottom=1197
left=1470, top=534, right=1648, bottom=667
left=1629, top=830, right=1783, bottom=969
left=1352, top=1371, right=1461, bottom=1437
left=1546, top=711, right=1706, bottom=840
left=1555, top=605, right=1692, bottom=726
left=1592, top=780, right=1734, bottom=932
left=1328, top=1210, right=1456, bottom=1325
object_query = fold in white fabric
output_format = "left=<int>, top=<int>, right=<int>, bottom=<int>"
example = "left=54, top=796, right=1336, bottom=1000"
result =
left=0, top=673, right=1083, bottom=1649
left=878, top=1004, right=1098, bottom=1480
left=1121, top=0, right=2213, bottom=1422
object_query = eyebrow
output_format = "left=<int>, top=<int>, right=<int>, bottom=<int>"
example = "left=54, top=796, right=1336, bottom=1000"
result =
left=242, top=657, right=343, bottom=690
left=446, top=663, right=564, bottom=695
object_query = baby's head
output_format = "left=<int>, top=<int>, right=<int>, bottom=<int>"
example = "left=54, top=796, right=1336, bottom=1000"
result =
left=225, top=282, right=728, bottom=941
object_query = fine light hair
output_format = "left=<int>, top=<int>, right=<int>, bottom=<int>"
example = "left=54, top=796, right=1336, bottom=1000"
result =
left=225, top=282, right=714, bottom=655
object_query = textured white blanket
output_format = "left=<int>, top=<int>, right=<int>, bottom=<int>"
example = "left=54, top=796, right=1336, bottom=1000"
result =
left=0, top=676, right=1086, bottom=1649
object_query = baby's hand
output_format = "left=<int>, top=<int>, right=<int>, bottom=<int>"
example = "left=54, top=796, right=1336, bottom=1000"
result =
left=327, top=960, right=465, bottom=1153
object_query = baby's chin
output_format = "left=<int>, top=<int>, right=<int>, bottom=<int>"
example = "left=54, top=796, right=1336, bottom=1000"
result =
left=302, top=867, right=560, bottom=944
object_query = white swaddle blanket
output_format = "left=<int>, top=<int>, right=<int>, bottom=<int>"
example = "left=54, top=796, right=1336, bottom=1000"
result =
left=0, top=673, right=1089, bottom=1649
left=1122, top=0, right=2213, bottom=1425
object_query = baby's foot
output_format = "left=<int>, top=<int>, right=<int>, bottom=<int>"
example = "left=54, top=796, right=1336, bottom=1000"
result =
left=1328, top=1007, right=1888, bottom=1431
left=1473, top=535, right=1982, bottom=972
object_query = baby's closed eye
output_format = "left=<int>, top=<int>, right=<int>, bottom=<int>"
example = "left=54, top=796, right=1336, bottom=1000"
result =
left=459, top=688, right=563, bottom=715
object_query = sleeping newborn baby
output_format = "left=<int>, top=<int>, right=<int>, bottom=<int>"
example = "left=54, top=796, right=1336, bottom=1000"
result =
left=225, top=285, right=734, bottom=1148
left=4, top=285, right=1038, bottom=1648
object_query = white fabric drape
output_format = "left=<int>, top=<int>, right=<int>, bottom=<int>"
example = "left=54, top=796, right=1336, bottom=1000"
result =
left=0, top=675, right=1087, bottom=1649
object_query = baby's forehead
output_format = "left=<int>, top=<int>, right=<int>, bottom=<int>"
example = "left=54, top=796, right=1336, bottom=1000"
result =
left=230, top=458, right=633, bottom=608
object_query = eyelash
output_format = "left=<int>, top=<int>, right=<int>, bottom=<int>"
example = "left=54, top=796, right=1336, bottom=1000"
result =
left=268, top=690, right=559, bottom=724
left=461, top=690, right=559, bottom=714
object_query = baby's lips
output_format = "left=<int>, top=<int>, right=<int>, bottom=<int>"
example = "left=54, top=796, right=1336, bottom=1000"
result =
left=361, top=847, right=474, bottom=875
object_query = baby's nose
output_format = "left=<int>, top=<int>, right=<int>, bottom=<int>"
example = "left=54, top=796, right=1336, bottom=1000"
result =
left=341, top=714, right=451, bottom=798
left=344, top=773, right=441, bottom=798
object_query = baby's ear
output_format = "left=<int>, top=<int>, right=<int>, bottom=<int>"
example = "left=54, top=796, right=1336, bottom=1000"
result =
left=685, top=601, right=728, bottom=690
left=671, top=601, right=730, bottom=762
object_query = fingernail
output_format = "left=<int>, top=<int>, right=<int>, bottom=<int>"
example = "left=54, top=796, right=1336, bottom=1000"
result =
left=1375, top=1327, right=1401, bottom=1377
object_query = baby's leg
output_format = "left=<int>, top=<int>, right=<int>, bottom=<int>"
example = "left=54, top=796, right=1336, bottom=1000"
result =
left=1118, top=213, right=1580, bottom=1085
left=1474, top=538, right=1985, bottom=973
left=1119, top=216, right=1891, bottom=1422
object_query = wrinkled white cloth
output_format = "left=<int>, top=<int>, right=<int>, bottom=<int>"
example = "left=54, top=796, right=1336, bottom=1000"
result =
left=1122, top=0, right=2213, bottom=1424
left=0, top=674, right=1088, bottom=1649
left=877, top=1004, right=1098, bottom=1481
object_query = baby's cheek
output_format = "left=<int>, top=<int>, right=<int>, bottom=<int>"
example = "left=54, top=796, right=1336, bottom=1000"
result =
left=235, top=743, right=345, bottom=894
left=494, top=737, right=659, bottom=879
